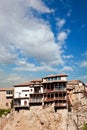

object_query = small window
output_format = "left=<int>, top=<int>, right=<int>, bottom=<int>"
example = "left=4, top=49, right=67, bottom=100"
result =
left=24, top=101, right=27, bottom=106
left=6, top=103, right=9, bottom=107
left=25, top=94, right=27, bottom=96
left=57, top=77, right=61, bottom=80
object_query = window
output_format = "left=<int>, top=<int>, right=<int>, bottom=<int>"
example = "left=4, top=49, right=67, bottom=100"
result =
left=31, top=89, right=32, bottom=92
left=22, top=90, right=29, bottom=92
left=24, top=101, right=27, bottom=106
left=6, top=103, right=9, bottom=107
left=6, top=90, right=13, bottom=94
left=25, top=94, right=27, bottom=96
left=57, top=77, right=61, bottom=80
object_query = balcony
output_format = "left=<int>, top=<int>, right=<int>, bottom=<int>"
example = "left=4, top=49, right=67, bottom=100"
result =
left=44, top=89, right=66, bottom=93
left=29, top=98, right=42, bottom=103
left=54, top=103, right=67, bottom=107
left=6, top=90, right=13, bottom=98
left=14, top=104, right=29, bottom=108
left=44, top=97, right=67, bottom=102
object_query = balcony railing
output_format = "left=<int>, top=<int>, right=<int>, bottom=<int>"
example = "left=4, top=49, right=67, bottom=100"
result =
left=6, top=94, right=13, bottom=98
left=29, top=99, right=42, bottom=103
left=44, top=88, right=66, bottom=93
left=44, top=97, right=67, bottom=102
left=14, top=103, right=29, bottom=108
left=54, top=103, right=67, bottom=107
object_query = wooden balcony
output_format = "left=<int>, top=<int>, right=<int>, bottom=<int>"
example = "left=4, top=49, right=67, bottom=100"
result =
left=44, top=89, right=66, bottom=93
left=54, top=103, right=67, bottom=107
left=6, top=94, right=13, bottom=98
left=14, top=104, right=29, bottom=108
left=44, top=97, right=67, bottom=102
left=29, top=99, right=42, bottom=103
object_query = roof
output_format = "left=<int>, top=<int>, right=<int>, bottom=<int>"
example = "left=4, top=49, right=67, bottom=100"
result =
left=0, top=87, right=14, bottom=91
left=67, top=80, right=82, bottom=85
left=31, top=79, right=42, bottom=83
left=14, top=82, right=32, bottom=87
left=14, top=79, right=42, bottom=87
left=43, top=74, right=68, bottom=79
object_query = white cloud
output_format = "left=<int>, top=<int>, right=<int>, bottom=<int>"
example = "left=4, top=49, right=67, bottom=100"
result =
left=0, top=0, right=64, bottom=66
left=82, top=75, right=87, bottom=79
left=27, top=0, right=53, bottom=13
left=57, top=18, right=66, bottom=29
left=81, top=61, right=87, bottom=68
left=63, top=55, right=73, bottom=59
left=14, top=59, right=57, bottom=72
left=60, top=66, right=73, bottom=72
left=0, top=0, right=71, bottom=87
left=7, top=74, right=23, bottom=82
left=0, top=45, right=17, bottom=64
left=57, top=31, right=69, bottom=43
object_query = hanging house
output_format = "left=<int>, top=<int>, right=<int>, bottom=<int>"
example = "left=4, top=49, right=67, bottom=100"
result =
left=42, top=74, right=68, bottom=109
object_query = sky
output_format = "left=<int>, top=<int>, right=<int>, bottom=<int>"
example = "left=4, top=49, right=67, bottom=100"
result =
left=0, top=0, right=87, bottom=87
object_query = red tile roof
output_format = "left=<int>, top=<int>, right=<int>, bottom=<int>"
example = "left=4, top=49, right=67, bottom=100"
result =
left=43, top=74, right=68, bottom=79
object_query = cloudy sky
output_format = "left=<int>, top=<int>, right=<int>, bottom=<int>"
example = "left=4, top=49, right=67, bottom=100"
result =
left=0, top=0, right=87, bottom=87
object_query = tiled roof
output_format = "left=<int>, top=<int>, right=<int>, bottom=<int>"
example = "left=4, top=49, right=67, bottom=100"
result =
left=14, top=82, right=32, bottom=87
left=31, top=79, right=42, bottom=83
left=67, top=80, right=81, bottom=85
left=43, top=74, right=67, bottom=79
left=14, top=79, right=42, bottom=87
left=0, top=87, right=14, bottom=91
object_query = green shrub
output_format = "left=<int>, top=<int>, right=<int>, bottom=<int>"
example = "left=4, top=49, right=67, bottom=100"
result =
left=0, top=109, right=11, bottom=117
left=82, top=123, right=87, bottom=130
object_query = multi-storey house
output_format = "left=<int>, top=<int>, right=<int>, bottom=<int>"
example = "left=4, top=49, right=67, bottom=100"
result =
left=0, top=88, right=13, bottom=109
left=14, top=82, right=34, bottom=110
left=67, top=80, right=86, bottom=107
left=14, top=79, right=43, bottom=109
left=42, top=74, right=68, bottom=110
left=29, top=79, right=43, bottom=106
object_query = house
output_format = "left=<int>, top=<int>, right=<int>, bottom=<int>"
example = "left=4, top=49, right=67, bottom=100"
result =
left=42, top=74, right=68, bottom=110
left=13, top=75, right=87, bottom=111
left=29, top=79, right=43, bottom=106
left=14, top=82, right=34, bottom=110
left=67, top=80, right=86, bottom=106
left=13, top=74, right=68, bottom=110
left=0, top=88, right=13, bottom=109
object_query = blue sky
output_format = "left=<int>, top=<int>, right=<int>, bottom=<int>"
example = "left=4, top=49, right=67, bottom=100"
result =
left=0, top=0, right=87, bottom=87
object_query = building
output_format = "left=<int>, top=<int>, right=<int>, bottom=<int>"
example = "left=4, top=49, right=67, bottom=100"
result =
left=42, top=74, right=68, bottom=110
left=13, top=74, right=68, bottom=110
left=29, top=79, right=43, bottom=106
left=0, top=88, right=13, bottom=109
left=14, top=82, right=34, bottom=109
left=13, top=75, right=87, bottom=111
left=67, top=80, right=86, bottom=107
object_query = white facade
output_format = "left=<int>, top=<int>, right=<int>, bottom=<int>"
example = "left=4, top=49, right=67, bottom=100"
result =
left=14, top=86, right=34, bottom=98
left=61, top=76, right=67, bottom=81
left=14, top=86, right=34, bottom=108
left=42, top=75, right=67, bottom=83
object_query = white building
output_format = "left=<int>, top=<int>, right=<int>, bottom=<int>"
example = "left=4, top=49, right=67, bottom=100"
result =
left=14, top=82, right=34, bottom=109
left=14, top=79, right=43, bottom=109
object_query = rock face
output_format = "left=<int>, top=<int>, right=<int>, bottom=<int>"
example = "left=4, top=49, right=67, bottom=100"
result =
left=1, top=106, right=68, bottom=130
left=1, top=98, right=87, bottom=130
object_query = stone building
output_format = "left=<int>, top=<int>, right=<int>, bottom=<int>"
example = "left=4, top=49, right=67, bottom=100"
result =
left=0, top=88, right=13, bottom=109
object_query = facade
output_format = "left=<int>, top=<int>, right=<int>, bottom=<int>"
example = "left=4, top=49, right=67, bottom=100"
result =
left=42, top=74, right=68, bottom=109
left=0, top=88, right=13, bottom=109
left=67, top=80, right=86, bottom=106
left=14, top=82, right=34, bottom=109
left=0, top=74, right=86, bottom=110
left=13, top=74, right=68, bottom=110
left=29, top=79, right=43, bottom=106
